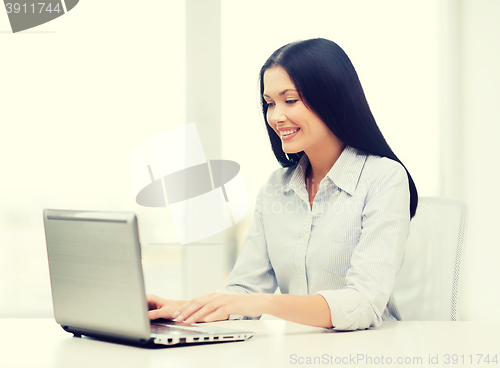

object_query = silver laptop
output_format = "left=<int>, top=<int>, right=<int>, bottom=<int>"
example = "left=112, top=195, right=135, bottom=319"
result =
left=43, top=209, right=254, bottom=347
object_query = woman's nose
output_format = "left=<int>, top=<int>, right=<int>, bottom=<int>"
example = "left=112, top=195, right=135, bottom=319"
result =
left=268, top=104, right=286, bottom=125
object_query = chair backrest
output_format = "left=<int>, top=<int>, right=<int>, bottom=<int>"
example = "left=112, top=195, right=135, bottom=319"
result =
left=393, top=197, right=469, bottom=321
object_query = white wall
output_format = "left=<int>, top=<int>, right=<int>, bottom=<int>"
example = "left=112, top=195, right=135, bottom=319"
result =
left=457, top=0, right=500, bottom=321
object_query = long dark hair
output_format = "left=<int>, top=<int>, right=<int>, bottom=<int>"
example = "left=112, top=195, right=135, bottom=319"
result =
left=259, top=38, right=418, bottom=218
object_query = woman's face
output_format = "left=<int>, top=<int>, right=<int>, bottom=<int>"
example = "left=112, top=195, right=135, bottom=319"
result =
left=263, top=66, right=339, bottom=157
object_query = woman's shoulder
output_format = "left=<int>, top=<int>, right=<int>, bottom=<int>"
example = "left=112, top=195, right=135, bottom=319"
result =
left=361, top=151, right=408, bottom=185
left=342, top=146, right=406, bottom=178
left=365, top=152, right=404, bottom=170
left=264, top=164, right=296, bottom=187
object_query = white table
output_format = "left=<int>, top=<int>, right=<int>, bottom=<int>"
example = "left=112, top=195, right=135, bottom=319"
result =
left=1, top=318, right=499, bottom=367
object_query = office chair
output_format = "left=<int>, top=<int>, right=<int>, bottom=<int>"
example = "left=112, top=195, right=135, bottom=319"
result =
left=393, top=197, right=469, bottom=321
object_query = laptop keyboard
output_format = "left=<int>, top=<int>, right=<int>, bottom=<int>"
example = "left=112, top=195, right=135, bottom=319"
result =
left=151, top=324, right=207, bottom=335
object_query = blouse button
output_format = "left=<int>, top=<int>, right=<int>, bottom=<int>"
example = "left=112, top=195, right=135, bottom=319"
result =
left=335, top=189, right=341, bottom=196
left=303, top=234, right=307, bottom=241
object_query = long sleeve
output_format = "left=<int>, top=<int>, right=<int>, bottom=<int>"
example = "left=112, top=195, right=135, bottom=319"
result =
left=315, top=163, right=410, bottom=330
left=220, top=187, right=279, bottom=319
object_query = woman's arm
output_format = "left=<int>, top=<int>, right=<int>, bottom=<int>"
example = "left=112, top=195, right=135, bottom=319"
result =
left=221, top=186, right=278, bottom=297
left=172, top=292, right=333, bottom=328
left=264, top=294, right=332, bottom=328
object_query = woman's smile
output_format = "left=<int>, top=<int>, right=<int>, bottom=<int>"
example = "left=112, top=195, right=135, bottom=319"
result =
left=279, top=127, right=300, bottom=140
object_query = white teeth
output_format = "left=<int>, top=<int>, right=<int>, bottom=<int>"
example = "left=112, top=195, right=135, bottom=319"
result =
left=280, top=128, right=299, bottom=137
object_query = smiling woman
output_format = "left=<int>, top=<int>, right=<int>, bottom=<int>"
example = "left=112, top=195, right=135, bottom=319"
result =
left=147, top=38, right=418, bottom=330
left=263, top=67, right=343, bottom=164
left=262, top=66, right=345, bottom=205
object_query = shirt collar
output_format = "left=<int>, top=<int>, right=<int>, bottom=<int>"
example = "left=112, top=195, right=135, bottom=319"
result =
left=327, top=146, right=367, bottom=196
left=283, top=153, right=309, bottom=194
left=283, top=146, right=367, bottom=196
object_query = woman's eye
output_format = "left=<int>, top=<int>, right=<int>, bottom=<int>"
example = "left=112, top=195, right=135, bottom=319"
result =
left=266, top=102, right=275, bottom=107
left=286, top=100, right=298, bottom=105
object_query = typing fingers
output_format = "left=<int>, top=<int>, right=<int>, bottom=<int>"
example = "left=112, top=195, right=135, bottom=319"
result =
left=174, top=294, right=220, bottom=323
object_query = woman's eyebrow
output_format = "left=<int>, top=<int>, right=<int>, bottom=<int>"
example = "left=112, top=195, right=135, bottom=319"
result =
left=263, top=89, right=298, bottom=98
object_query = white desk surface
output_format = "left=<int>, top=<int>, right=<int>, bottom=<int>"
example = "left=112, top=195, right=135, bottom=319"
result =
left=1, top=318, right=499, bottom=368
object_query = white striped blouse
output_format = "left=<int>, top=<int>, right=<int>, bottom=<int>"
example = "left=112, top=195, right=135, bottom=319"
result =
left=223, top=146, right=411, bottom=330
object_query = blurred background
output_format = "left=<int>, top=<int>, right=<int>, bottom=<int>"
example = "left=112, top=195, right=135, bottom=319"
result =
left=0, top=0, right=498, bottom=321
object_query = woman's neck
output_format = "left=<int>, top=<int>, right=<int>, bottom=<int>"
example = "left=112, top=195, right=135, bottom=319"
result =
left=304, top=142, right=346, bottom=207
left=305, top=142, right=346, bottom=184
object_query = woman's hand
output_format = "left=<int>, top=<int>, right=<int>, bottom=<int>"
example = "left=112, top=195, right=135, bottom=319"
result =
left=173, top=292, right=269, bottom=324
left=146, top=294, right=186, bottom=320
